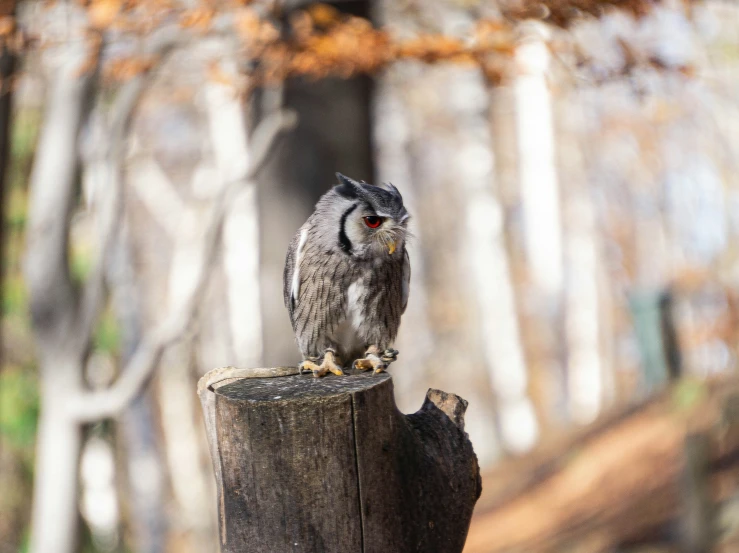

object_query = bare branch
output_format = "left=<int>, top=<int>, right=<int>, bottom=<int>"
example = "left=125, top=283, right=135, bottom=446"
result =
left=68, top=97, right=297, bottom=422
left=126, top=158, right=191, bottom=238
left=247, top=96, right=297, bottom=178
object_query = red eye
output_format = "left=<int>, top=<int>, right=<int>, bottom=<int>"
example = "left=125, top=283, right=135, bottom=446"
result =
left=363, top=216, right=383, bottom=229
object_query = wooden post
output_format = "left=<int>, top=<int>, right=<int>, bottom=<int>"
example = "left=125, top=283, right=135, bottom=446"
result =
left=679, top=432, right=714, bottom=553
left=198, top=368, right=482, bottom=553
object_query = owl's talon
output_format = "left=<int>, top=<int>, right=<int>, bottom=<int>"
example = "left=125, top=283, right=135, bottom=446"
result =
left=381, top=349, right=399, bottom=363
left=299, top=360, right=321, bottom=375
left=353, top=358, right=374, bottom=371
left=353, top=345, right=393, bottom=373
left=322, top=349, right=345, bottom=376
left=304, top=349, right=345, bottom=377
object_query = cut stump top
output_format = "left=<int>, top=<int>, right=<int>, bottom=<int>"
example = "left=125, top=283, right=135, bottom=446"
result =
left=215, top=370, right=391, bottom=403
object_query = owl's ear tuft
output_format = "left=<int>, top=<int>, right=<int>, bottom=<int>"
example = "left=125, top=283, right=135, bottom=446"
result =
left=381, top=181, right=403, bottom=201
left=334, top=173, right=363, bottom=199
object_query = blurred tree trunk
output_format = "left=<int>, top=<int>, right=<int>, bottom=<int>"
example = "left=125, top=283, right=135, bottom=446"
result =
left=158, top=342, right=217, bottom=553
left=556, top=89, right=610, bottom=424
left=80, top=94, right=168, bottom=551
left=108, top=226, right=167, bottom=553
left=513, top=29, right=568, bottom=426
left=0, top=18, right=16, bottom=548
left=123, top=142, right=214, bottom=552
left=25, top=30, right=97, bottom=553
left=202, top=59, right=263, bottom=369
left=120, top=394, right=166, bottom=552
left=486, top=84, right=540, bottom=454
left=0, top=0, right=16, bottom=381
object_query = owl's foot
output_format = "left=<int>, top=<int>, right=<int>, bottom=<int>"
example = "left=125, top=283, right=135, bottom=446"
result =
left=301, top=349, right=345, bottom=378
left=381, top=348, right=399, bottom=364
left=353, top=346, right=398, bottom=374
left=320, top=349, right=345, bottom=377
left=299, top=358, right=321, bottom=375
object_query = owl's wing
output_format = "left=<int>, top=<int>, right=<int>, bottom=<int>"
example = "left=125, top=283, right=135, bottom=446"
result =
left=401, top=248, right=411, bottom=314
left=283, top=231, right=301, bottom=317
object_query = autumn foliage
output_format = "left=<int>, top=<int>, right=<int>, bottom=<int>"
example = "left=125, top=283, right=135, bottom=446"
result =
left=16, top=0, right=667, bottom=87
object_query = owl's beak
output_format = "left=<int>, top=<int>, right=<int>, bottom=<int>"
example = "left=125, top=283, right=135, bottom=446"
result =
left=387, top=241, right=396, bottom=255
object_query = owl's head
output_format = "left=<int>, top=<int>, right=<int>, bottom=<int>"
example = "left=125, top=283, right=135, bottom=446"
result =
left=330, top=173, right=410, bottom=259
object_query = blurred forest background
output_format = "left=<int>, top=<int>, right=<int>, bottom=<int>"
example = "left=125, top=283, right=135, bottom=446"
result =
left=2, top=0, right=739, bottom=551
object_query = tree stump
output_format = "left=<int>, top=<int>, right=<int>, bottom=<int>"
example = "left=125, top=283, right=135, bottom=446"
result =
left=198, top=368, right=481, bottom=553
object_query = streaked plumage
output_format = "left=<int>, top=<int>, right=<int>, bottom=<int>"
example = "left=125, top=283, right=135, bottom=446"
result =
left=283, top=173, right=410, bottom=376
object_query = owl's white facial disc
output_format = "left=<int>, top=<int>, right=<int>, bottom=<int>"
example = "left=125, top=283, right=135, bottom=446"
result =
left=339, top=203, right=408, bottom=258
left=333, top=173, right=410, bottom=259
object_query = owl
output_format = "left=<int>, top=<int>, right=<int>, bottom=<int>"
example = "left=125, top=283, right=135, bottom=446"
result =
left=283, top=173, right=411, bottom=377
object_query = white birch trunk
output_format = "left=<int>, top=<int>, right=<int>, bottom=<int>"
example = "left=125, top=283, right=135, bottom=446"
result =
left=564, top=175, right=604, bottom=423
left=515, top=31, right=563, bottom=299
left=556, top=92, right=607, bottom=424
left=464, top=167, right=539, bottom=454
left=158, top=344, right=218, bottom=552
left=456, top=84, right=538, bottom=455
left=26, top=14, right=95, bottom=551
left=514, top=27, right=568, bottom=420
left=30, top=384, right=83, bottom=553
left=203, top=65, right=263, bottom=367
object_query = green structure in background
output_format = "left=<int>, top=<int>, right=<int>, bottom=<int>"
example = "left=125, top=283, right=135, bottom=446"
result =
left=629, top=289, right=682, bottom=392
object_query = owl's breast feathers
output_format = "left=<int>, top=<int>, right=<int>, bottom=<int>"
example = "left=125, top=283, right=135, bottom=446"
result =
left=283, top=226, right=409, bottom=358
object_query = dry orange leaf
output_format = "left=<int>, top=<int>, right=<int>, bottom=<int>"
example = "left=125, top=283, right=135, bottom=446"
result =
left=289, top=11, right=314, bottom=42
left=180, top=6, right=214, bottom=31
left=104, top=56, right=155, bottom=81
left=207, top=61, right=241, bottom=89
left=307, top=3, right=340, bottom=27
left=0, top=16, right=14, bottom=37
left=87, top=0, right=121, bottom=29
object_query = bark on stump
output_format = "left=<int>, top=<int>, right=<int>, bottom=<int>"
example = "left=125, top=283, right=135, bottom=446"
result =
left=198, top=368, right=482, bottom=553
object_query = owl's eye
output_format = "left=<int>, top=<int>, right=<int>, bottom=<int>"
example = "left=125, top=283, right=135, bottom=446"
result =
left=363, top=216, right=383, bottom=229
